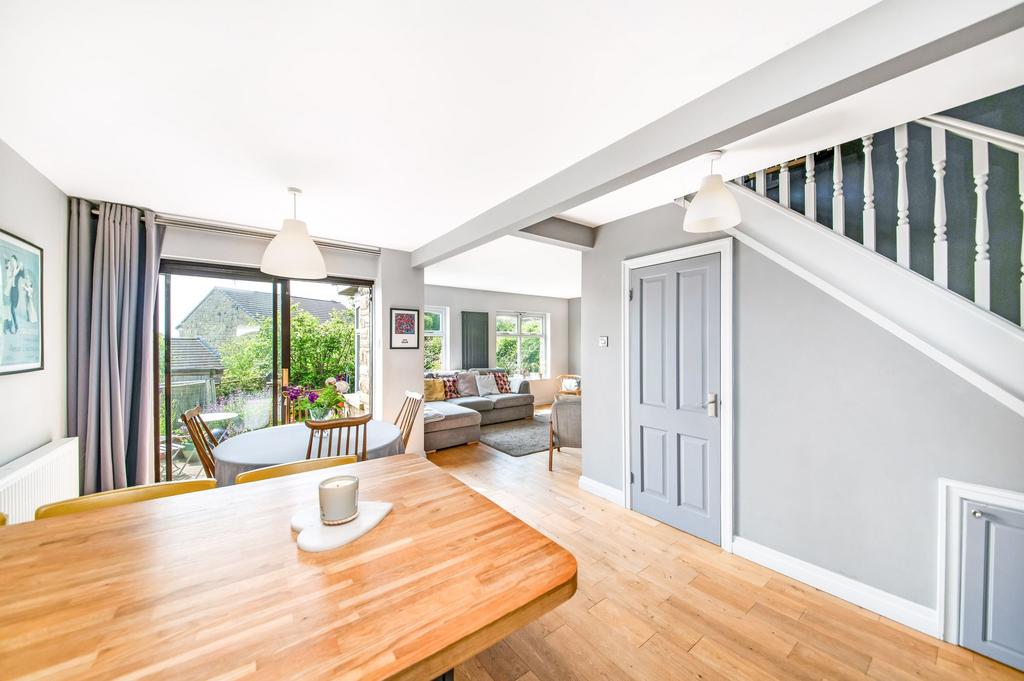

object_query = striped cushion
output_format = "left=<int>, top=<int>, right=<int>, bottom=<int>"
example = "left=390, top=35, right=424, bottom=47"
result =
left=441, top=376, right=460, bottom=399
left=494, top=372, right=512, bottom=394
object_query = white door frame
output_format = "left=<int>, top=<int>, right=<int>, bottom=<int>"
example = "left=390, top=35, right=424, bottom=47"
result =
left=621, top=236, right=734, bottom=552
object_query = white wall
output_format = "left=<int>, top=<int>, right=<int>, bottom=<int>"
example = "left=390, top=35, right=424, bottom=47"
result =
left=0, top=139, right=68, bottom=466
left=374, top=249, right=425, bottom=452
left=424, top=284, right=570, bottom=404
left=568, top=297, right=581, bottom=375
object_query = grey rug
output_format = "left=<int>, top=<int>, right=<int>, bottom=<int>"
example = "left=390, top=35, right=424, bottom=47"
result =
left=480, top=414, right=550, bottom=457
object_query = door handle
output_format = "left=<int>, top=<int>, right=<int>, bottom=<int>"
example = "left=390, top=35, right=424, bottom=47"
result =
left=699, top=393, right=719, bottom=418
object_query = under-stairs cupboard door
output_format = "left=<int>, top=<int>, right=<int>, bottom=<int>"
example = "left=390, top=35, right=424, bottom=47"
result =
left=960, top=500, right=1024, bottom=672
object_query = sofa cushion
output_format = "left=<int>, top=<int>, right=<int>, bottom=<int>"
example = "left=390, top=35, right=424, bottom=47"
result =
left=476, top=373, right=499, bottom=396
left=423, top=378, right=446, bottom=402
left=448, top=395, right=494, bottom=411
left=440, top=376, right=460, bottom=399
left=485, top=393, right=534, bottom=408
left=456, top=371, right=479, bottom=396
left=493, top=372, right=512, bottom=393
left=423, top=401, right=482, bottom=433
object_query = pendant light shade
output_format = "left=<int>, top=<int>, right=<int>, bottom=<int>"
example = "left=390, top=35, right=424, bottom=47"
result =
left=682, top=173, right=741, bottom=233
left=260, top=188, right=327, bottom=280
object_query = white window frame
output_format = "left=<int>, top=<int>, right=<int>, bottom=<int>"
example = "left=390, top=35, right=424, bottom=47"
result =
left=423, top=306, right=449, bottom=371
left=495, top=311, right=548, bottom=379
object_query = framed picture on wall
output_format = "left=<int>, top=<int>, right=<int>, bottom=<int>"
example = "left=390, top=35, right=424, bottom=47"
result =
left=0, top=227, right=43, bottom=375
left=389, top=307, right=420, bottom=349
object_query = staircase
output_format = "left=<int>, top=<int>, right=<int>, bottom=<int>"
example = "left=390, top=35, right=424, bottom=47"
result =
left=723, top=102, right=1024, bottom=417
left=737, top=104, right=1023, bottom=328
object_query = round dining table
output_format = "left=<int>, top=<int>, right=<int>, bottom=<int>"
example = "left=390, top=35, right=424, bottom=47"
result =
left=213, top=420, right=404, bottom=486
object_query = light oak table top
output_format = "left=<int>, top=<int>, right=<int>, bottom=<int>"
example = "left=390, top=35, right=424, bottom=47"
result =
left=0, top=454, right=577, bottom=680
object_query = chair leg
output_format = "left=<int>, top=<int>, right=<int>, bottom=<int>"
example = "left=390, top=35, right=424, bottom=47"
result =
left=548, top=422, right=554, bottom=471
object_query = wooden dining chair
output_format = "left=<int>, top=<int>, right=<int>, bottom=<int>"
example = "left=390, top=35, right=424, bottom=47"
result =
left=305, top=412, right=373, bottom=461
left=283, top=393, right=309, bottom=424
left=235, top=455, right=357, bottom=485
left=181, top=405, right=218, bottom=478
left=0, top=512, right=6, bottom=526
left=555, top=374, right=582, bottom=396
left=35, top=479, right=216, bottom=520
left=394, top=391, right=423, bottom=450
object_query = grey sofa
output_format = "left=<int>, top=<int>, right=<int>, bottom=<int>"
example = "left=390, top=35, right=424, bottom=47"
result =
left=423, top=368, right=535, bottom=451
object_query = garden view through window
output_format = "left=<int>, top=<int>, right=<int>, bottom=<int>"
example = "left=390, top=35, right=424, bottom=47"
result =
left=496, top=312, right=546, bottom=379
left=423, top=306, right=446, bottom=372
left=156, top=266, right=372, bottom=481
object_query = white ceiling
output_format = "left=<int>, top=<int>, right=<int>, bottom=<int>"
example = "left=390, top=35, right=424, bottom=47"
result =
left=0, top=0, right=875, bottom=251
left=560, top=28, right=1024, bottom=227
left=424, top=236, right=581, bottom=299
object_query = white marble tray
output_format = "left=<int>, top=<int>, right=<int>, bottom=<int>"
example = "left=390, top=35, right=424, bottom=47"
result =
left=290, top=501, right=393, bottom=553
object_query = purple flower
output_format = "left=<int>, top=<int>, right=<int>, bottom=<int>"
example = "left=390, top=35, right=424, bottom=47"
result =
left=307, top=391, right=319, bottom=402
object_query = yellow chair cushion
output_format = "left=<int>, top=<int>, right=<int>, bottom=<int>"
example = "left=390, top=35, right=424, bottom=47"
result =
left=235, top=455, right=357, bottom=484
left=423, top=378, right=446, bottom=402
left=36, top=479, right=216, bottom=520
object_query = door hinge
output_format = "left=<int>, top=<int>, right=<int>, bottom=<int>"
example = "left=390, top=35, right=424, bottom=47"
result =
left=628, top=288, right=634, bottom=301
left=630, top=472, right=635, bottom=484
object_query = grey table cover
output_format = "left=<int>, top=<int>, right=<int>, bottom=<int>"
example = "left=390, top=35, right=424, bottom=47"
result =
left=213, top=421, right=404, bottom=486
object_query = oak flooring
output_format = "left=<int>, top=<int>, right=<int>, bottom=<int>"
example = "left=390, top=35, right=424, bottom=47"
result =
left=428, top=442, right=1023, bottom=681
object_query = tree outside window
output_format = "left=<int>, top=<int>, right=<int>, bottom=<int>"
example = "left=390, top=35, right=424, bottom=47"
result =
left=423, top=306, right=446, bottom=372
left=495, top=312, right=546, bottom=378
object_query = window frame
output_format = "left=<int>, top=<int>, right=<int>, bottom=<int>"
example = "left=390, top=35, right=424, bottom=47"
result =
left=423, top=305, right=449, bottom=372
left=495, top=311, right=548, bottom=379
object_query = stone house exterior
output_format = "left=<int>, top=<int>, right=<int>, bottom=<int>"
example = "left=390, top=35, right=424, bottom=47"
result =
left=177, top=287, right=348, bottom=349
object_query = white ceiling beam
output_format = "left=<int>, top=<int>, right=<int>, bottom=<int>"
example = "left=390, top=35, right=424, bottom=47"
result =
left=411, top=0, right=1024, bottom=268
left=516, top=217, right=595, bottom=251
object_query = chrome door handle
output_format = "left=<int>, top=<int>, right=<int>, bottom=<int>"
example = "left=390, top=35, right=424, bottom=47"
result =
left=971, top=509, right=983, bottom=519
left=699, top=393, right=719, bottom=418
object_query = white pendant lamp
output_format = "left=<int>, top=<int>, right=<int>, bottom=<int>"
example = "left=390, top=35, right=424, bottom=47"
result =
left=260, top=187, right=327, bottom=279
left=682, top=151, right=741, bottom=233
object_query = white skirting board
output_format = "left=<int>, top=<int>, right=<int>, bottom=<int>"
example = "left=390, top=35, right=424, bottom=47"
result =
left=578, top=475, right=625, bottom=506
left=732, top=537, right=941, bottom=638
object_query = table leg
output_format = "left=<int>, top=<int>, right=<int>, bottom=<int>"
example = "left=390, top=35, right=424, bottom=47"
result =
left=432, top=670, right=454, bottom=681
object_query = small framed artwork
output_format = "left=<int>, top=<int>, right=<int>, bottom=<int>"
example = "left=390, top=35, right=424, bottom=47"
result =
left=389, top=307, right=420, bottom=350
left=0, top=228, right=43, bottom=375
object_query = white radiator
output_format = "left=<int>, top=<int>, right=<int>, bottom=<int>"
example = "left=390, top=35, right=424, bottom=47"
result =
left=0, top=437, right=79, bottom=524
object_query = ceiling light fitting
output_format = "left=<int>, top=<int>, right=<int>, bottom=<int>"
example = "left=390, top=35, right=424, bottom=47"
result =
left=682, top=151, right=741, bottom=233
left=260, top=186, right=328, bottom=280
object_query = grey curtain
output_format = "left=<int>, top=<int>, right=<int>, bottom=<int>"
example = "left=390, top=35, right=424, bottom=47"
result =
left=68, top=199, right=162, bottom=493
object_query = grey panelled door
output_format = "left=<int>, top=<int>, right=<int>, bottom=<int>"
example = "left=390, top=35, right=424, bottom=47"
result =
left=461, top=311, right=488, bottom=369
left=961, top=501, right=1024, bottom=671
left=629, top=253, right=721, bottom=544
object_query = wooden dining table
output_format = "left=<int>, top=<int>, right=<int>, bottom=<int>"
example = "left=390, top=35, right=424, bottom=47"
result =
left=0, top=454, right=577, bottom=680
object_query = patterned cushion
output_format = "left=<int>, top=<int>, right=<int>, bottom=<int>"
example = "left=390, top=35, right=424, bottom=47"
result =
left=494, top=372, right=512, bottom=394
left=441, top=376, right=460, bottom=399
left=423, top=378, right=446, bottom=402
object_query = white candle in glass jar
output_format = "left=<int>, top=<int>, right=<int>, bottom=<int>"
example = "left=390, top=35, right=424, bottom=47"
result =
left=319, top=475, right=359, bottom=525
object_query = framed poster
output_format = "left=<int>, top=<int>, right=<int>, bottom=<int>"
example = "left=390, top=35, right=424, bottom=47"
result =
left=389, top=307, right=419, bottom=349
left=0, top=228, right=43, bottom=375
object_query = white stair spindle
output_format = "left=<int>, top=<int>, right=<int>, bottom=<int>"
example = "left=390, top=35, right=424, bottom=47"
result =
left=931, top=127, right=948, bottom=288
left=779, top=161, right=790, bottom=208
left=1019, top=153, right=1023, bottom=326
left=832, top=145, right=845, bottom=235
left=755, top=169, right=766, bottom=196
left=862, top=135, right=875, bottom=251
left=895, top=124, right=910, bottom=268
left=804, top=153, right=816, bottom=221
left=973, top=139, right=990, bottom=310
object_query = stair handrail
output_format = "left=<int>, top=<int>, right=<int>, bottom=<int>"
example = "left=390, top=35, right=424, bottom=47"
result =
left=916, top=114, right=1024, bottom=154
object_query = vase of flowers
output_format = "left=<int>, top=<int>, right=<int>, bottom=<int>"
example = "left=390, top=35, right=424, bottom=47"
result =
left=285, top=384, right=345, bottom=422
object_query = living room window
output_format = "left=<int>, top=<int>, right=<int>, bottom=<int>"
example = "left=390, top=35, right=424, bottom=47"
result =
left=423, top=306, right=447, bottom=372
left=496, top=312, right=547, bottom=379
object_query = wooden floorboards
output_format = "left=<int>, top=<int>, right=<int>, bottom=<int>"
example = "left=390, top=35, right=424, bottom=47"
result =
left=428, top=442, right=1023, bottom=681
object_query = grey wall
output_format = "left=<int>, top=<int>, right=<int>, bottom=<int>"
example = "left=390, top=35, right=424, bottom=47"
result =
left=581, top=202, right=1024, bottom=608
left=424, top=285, right=570, bottom=404
left=0, top=139, right=68, bottom=466
left=568, top=297, right=581, bottom=375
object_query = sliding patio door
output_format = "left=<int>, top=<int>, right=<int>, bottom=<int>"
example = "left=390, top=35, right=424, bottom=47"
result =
left=155, top=262, right=373, bottom=482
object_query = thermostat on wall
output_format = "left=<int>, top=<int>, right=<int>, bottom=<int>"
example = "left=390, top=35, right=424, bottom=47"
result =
left=597, top=336, right=609, bottom=347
